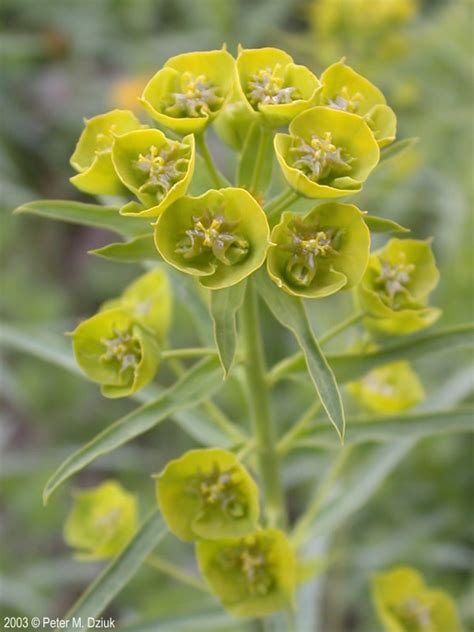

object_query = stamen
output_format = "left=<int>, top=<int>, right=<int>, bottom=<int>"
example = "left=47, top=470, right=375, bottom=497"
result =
left=238, top=538, right=274, bottom=596
left=328, top=86, right=364, bottom=113
left=247, top=65, right=298, bottom=107
left=282, top=217, right=339, bottom=287
left=376, top=256, right=415, bottom=307
left=100, top=325, right=142, bottom=374
left=290, top=132, right=353, bottom=183
left=176, top=209, right=249, bottom=266
left=134, top=141, right=190, bottom=199
left=165, top=72, right=224, bottom=118
left=188, top=463, right=246, bottom=519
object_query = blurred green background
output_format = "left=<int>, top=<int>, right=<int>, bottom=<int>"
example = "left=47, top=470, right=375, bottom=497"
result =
left=1, top=0, right=473, bottom=630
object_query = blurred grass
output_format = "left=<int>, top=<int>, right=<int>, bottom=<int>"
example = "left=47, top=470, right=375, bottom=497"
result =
left=0, top=0, right=473, bottom=629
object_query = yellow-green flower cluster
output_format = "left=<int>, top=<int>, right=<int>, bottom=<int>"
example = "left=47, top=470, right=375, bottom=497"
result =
left=71, top=269, right=171, bottom=398
left=156, top=448, right=296, bottom=617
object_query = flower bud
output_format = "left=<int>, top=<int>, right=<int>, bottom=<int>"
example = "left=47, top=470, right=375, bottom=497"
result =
left=155, top=448, right=260, bottom=541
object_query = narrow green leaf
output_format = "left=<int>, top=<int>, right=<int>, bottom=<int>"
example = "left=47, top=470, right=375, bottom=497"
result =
left=256, top=270, right=345, bottom=441
left=379, top=137, right=418, bottom=163
left=363, top=215, right=410, bottom=234
left=210, top=280, right=246, bottom=376
left=270, top=324, right=474, bottom=385
left=43, top=356, right=222, bottom=503
left=237, top=123, right=273, bottom=195
left=296, top=407, right=474, bottom=449
left=59, top=509, right=166, bottom=631
left=89, top=234, right=160, bottom=263
left=14, top=199, right=148, bottom=237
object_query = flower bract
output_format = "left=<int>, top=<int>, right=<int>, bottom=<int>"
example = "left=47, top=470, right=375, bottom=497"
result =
left=140, top=49, right=236, bottom=134
left=71, top=307, right=160, bottom=398
left=267, top=202, right=370, bottom=298
left=70, top=109, right=143, bottom=195
left=154, top=188, right=270, bottom=289
left=235, top=46, right=321, bottom=127
left=64, top=480, right=137, bottom=560
left=155, top=448, right=260, bottom=541
left=196, top=528, right=296, bottom=617
left=371, top=566, right=465, bottom=632
left=357, top=238, right=441, bottom=335
left=111, top=128, right=195, bottom=217
left=274, top=106, right=380, bottom=198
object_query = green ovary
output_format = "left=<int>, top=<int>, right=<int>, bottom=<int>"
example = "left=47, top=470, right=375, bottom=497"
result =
left=176, top=209, right=249, bottom=266
left=375, top=257, right=415, bottom=308
left=165, top=72, right=224, bottom=118
left=246, top=65, right=298, bottom=107
left=290, top=132, right=353, bottom=182
left=327, top=86, right=364, bottom=113
left=188, top=463, right=246, bottom=519
left=134, top=142, right=189, bottom=199
left=282, top=218, right=338, bottom=287
left=100, top=326, right=142, bottom=375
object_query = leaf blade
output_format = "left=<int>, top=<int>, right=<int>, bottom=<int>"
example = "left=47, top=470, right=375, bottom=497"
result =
left=14, top=199, right=148, bottom=237
left=363, top=215, right=410, bottom=234
left=210, top=281, right=246, bottom=376
left=43, top=356, right=222, bottom=503
left=379, top=137, right=418, bottom=164
left=89, top=234, right=160, bottom=263
left=256, top=271, right=345, bottom=440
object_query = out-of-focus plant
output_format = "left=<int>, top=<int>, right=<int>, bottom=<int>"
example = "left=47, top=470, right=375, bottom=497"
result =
left=5, top=38, right=472, bottom=631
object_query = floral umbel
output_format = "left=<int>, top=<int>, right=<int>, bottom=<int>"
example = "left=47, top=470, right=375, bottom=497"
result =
left=15, top=43, right=463, bottom=627
left=274, top=106, right=380, bottom=197
left=140, top=49, right=236, bottom=134
left=156, top=449, right=260, bottom=541
left=154, top=188, right=270, bottom=289
left=197, top=528, right=296, bottom=617
left=267, top=202, right=370, bottom=298
left=372, top=566, right=465, bottom=631
left=64, top=481, right=137, bottom=560
left=357, top=238, right=441, bottom=335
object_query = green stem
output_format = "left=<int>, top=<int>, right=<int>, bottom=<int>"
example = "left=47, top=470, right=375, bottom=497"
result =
left=146, top=554, right=209, bottom=592
left=250, top=126, right=272, bottom=194
left=162, top=347, right=217, bottom=360
left=195, top=133, right=228, bottom=188
left=266, top=189, right=300, bottom=224
left=264, top=186, right=294, bottom=215
left=291, top=446, right=353, bottom=548
left=267, top=311, right=364, bottom=386
left=240, top=280, right=286, bottom=527
left=277, top=400, right=321, bottom=456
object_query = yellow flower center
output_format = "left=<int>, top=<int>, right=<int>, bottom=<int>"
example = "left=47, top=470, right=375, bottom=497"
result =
left=165, top=72, right=224, bottom=118
left=247, top=65, right=298, bottom=107
left=134, top=141, right=190, bottom=199
left=238, top=538, right=274, bottom=596
left=328, top=86, right=364, bottom=113
left=290, top=132, right=353, bottom=182
left=376, top=256, right=415, bottom=307
left=101, top=326, right=141, bottom=374
left=189, top=463, right=246, bottom=519
left=95, top=124, right=117, bottom=153
left=394, top=596, right=432, bottom=630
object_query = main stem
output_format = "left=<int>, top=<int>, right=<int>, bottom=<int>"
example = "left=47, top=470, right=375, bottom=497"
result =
left=241, top=281, right=286, bottom=528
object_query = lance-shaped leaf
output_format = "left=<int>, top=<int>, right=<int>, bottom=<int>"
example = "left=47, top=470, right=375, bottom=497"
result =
left=59, top=509, right=166, bottom=632
left=256, top=269, right=345, bottom=440
left=89, top=234, right=160, bottom=263
left=43, top=356, right=222, bottom=504
left=210, top=280, right=246, bottom=376
left=363, top=215, right=410, bottom=234
left=14, top=200, right=149, bottom=238
left=379, top=137, right=418, bottom=164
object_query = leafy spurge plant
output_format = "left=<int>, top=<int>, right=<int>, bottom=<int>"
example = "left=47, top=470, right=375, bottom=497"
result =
left=13, top=44, right=469, bottom=629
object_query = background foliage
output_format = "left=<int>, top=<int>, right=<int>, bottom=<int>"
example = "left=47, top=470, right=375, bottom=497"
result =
left=1, top=0, right=473, bottom=630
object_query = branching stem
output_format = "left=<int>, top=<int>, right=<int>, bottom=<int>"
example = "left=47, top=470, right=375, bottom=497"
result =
left=195, top=133, right=228, bottom=188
